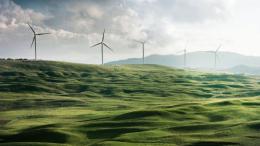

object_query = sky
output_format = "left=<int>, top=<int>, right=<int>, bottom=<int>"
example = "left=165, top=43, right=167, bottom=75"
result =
left=0, top=0, right=260, bottom=64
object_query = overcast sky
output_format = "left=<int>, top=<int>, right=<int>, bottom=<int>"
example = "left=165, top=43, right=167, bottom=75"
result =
left=0, top=0, right=260, bottom=64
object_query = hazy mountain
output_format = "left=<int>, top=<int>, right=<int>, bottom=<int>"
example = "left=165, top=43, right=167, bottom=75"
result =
left=107, top=51, right=260, bottom=70
left=225, top=65, right=260, bottom=75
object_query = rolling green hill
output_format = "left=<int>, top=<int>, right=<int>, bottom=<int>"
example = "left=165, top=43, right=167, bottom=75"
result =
left=1, top=61, right=260, bottom=146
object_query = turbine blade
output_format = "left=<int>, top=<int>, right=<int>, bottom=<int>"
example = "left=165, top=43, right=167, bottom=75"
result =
left=36, top=33, right=51, bottom=35
left=91, top=42, right=101, bottom=48
left=134, top=40, right=144, bottom=44
left=102, top=29, right=105, bottom=42
left=31, top=36, right=36, bottom=48
left=27, top=23, right=35, bottom=34
left=216, top=44, right=222, bottom=52
left=103, top=43, right=113, bottom=52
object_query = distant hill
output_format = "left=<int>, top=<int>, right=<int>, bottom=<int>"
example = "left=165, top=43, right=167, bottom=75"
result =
left=107, top=51, right=260, bottom=70
left=225, top=65, right=260, bottom=75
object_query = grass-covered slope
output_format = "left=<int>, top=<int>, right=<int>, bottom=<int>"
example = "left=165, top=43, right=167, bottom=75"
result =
left=1, top=61, right=260, bottom=146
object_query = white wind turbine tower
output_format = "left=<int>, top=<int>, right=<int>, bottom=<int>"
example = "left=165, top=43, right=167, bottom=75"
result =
left=91, top=29, right=113, bottom=65
left=135, top=40, right=145, bottom=64
left=28, top=23, right=50, bottom=60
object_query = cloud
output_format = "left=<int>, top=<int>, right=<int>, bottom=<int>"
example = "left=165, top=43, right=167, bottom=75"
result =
left=14, top=0, right=232, bottom=38
left=0, top=0, right=239, bottom=63
left=0, top=0, right=91, bottom=62
left=0, top=0, right=50, bottom=28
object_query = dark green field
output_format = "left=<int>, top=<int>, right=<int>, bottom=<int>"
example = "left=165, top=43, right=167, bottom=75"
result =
left=1, top=61, right=260, bottom=146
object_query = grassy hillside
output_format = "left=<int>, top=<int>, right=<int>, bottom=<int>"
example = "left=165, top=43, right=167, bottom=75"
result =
left=1, top=61, right=260, bottom=146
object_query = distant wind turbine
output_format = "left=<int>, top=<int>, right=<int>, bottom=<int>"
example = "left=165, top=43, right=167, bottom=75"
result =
left=183, top=41, right=189, bottom=68
left=28, top=23, right=50, bottom=60
left=209, top=44, right=222, bottom=69
left=175, top=41, right=189, bottom=68
left=135, top=40, right=145, bottom=64
left=91, top=29, right=113, bottom=65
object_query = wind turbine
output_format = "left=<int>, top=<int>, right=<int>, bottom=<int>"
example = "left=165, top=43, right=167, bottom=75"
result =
left=28, top=23, right=50, bottom=60
left=135, top=40, right=145, bottom=64
left=183, top=41, right=189, bottom=68
left=175, top=41, right=188, bottom=68
left=91, top=29, right=113, bottom=65
left=209, top=44, right=222, bottom=69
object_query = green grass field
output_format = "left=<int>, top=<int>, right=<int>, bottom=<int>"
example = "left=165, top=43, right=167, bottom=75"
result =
left=1, top=61, right=260, bottom=146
